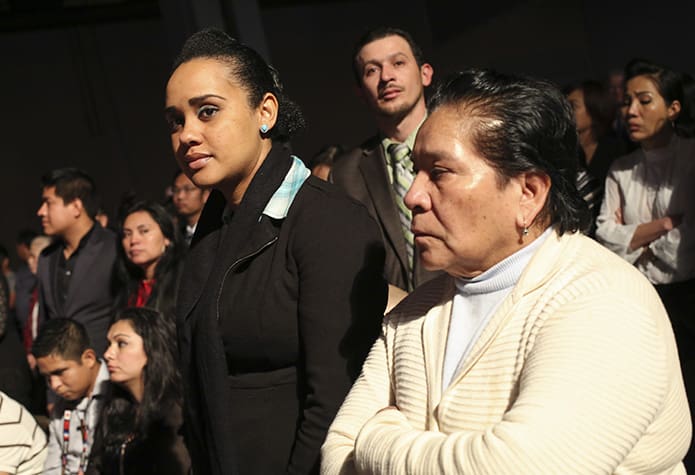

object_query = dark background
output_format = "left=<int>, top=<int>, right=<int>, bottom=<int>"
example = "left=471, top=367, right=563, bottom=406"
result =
left=2, top=0, right=694, bottom=261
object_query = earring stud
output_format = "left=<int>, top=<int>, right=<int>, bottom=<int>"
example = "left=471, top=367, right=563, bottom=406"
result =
left=260, top=124, right=269, bottom=133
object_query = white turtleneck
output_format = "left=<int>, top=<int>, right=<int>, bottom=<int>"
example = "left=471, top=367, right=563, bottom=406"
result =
left=442, top=228, right=552, bottom=390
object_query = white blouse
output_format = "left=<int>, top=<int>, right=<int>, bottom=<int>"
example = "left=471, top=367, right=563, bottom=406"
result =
left=596, top=135, right=695, bottom=284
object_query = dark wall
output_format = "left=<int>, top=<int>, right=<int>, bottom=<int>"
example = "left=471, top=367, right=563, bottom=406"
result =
left=2, top=0, right=695, bottom=262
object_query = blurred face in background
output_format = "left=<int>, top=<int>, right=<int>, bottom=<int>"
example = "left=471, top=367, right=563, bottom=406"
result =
left=567, top=88, right=593, bottom=139
left=172, top=172, right=208, bottom=223
left=122, top=210, right=170, bottom=279
left=27, top=236, right=51, bottom=275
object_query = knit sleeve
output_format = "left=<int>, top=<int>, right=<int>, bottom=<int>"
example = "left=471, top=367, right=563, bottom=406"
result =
left=320, top=330, right=392, bottom=475
left=350, top=290, right=689, bottom=474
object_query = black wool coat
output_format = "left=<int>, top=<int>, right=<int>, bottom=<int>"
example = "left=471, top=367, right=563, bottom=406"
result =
left=177, top=144, right=387, bottom=475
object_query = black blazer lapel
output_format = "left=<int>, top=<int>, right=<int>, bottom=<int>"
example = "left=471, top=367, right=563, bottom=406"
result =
left=37, top=246, right=61, bottom=319
left=359, top=146, right=409, bottom=273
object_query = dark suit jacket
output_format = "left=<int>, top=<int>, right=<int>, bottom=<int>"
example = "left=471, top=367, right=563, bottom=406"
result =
left=37, top=223, right=118, bottom=355
left=331, top=135, right=441, bottom=291
left=177, top=145, right=387, bottom=475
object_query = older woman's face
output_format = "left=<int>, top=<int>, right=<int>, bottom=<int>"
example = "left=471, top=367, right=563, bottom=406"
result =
left=406, top=106, right=524, bottom=278
left=624, top=75, right=676, bottom=145
left=165, top=58, right=271, bottom=202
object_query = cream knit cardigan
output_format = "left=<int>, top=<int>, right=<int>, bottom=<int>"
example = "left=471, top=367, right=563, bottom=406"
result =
left=321, top=230, right=691, bottom=474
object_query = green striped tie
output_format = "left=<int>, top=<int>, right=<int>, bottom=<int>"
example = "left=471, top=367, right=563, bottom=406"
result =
left=388, top=142, right=415, bottom=282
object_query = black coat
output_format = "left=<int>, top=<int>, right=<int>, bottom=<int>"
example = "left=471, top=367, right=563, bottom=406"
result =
left=177, top=144, right=387, bottom=475
left=86, top=401, right=190, bottom=475
left=37, top=223, right=118, bottom=355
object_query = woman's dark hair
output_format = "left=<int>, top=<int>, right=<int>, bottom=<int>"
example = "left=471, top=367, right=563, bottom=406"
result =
left=624, top=58, right=695, bottom=138
left=428, top=69, right=590, bottom=235
left=172, top=27, right=305, bottom=142
left=563, top=80, right=616, bottom=140
left=99, top=307, right=181, bottom=453
left=116, top=200, right=183, bottom=319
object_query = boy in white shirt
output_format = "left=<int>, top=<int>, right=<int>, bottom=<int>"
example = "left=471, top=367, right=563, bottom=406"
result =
left=33, top=318, right=110, bottom=475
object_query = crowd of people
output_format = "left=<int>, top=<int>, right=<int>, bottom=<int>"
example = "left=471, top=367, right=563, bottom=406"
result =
left=0, top=24, right=693, bottom=475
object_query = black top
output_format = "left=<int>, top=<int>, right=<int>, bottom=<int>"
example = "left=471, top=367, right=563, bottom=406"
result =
left=177, top=144, right=387, bottom=475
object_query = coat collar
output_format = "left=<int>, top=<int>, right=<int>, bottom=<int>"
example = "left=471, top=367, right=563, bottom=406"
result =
left=177, top=144, right=295, bottom=322
left=358, top=144, right=409, bottom=271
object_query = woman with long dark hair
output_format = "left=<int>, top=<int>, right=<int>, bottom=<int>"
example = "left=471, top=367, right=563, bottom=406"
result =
left=165, top=28, right=387, bottom=474
left=117, top=201, right=183, bottom=320
left=87, top=307, right=190, bottom=474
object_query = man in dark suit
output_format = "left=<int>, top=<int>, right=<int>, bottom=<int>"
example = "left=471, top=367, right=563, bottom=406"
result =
left=36, top=168, right=118, bottom=356
left=172, top=169, right=209, bottom=247
left=331, top=26, right=440, bottom=293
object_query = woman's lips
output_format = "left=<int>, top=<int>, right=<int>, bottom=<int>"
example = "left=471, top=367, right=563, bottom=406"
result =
left=185, top=154, right=212, bottom=170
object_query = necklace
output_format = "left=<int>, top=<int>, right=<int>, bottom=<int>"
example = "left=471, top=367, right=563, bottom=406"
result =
left=61, top=408, right=90, bottom=475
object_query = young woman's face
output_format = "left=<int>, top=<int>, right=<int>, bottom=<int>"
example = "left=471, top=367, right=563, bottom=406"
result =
left=623, top=75, right=679, bottom=146
left=164, top=58, right=277, bottom=205
left=104, top=320, right=148, bottom=396
left=121, top=210, right=169, bottom=278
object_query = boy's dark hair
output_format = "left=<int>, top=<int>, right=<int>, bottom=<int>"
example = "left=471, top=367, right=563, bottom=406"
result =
left=41, top=167, right=100, bottom=219
left=32, top=318, right=91, bottom=362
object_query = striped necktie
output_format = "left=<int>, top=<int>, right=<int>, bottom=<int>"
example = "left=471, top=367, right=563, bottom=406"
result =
left=388, top=142, right=415, bottom=283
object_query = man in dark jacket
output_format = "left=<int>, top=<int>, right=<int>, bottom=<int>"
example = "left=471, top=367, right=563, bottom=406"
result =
left=36, top=168, right=118, bottom=356
left=330, top=26, right=440, bottom=292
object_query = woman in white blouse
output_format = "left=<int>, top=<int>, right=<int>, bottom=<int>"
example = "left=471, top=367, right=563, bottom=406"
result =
left=596, top=58, right=695, bottom=469
left=596, top=59, right=695, bottom=287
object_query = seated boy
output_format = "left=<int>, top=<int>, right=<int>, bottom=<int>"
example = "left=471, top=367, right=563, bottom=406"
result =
left=33, top=318, right=109, bottom=475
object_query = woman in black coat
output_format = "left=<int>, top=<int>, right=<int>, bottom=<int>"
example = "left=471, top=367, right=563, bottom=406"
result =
left=165, top=28, right=387, bottom=474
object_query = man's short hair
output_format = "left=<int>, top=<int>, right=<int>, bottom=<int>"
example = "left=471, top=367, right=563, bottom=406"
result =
left=351, top=26, right=426, bottom=84
left=32, top=318, right=92, bottom=362
left=172, top=168, right=185, bottom=186
left=41, top=168, right=99, bottom=219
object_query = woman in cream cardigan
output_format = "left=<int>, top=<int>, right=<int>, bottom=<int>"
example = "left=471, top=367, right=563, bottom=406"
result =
left=321, top=69, right=691, bottom=474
